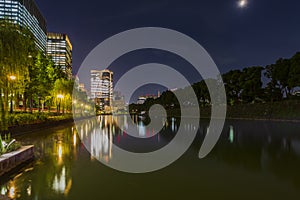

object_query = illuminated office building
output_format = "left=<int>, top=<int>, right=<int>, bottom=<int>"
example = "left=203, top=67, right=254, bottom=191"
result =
left=0, top=0, right=47, bottom=51
left=91, top=70, right=113, bottom=111
left=47, top=32, right=73, bottom=79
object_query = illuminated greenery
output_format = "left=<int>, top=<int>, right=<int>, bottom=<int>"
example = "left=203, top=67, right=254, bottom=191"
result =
left=0, top=20, right=78, bottom=132
left=0, top=19, right=36, bottom=131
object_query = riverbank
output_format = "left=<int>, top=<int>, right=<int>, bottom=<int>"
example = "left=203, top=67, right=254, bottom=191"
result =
left=7, top=118, right=74, bottom=136
left=165, top=100, right=300, bottom=122
left=3, top=100, right=300, bottom=136
left=3, top=114, right=97, bottom=136
left=0, top=113, right=74, bottom=136
left=0, top=145, right=34, bottom=177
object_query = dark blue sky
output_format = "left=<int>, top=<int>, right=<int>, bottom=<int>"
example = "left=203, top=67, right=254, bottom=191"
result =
left=36, top=0, right=300, bottom=93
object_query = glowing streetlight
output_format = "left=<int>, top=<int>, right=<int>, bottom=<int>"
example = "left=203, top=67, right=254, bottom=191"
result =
left=57, top=94, right=64, bottom=114
left=57, top=94, right=64, bottom=99
left=9, top=75, right=16, bottom=81
left=9, top=75, right=16, bottom=113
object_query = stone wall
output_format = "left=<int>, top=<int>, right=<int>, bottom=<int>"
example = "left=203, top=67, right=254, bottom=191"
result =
left=0, top=146, right=34, bottom=177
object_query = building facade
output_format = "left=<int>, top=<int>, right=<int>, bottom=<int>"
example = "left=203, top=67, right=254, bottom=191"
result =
left=47, top=32, right=73, bottom=79
left=91, top=70, right=113, bottom=111
left=112, top=91, right=126, bottom=113
left=0, top=0, right=47, bottom=51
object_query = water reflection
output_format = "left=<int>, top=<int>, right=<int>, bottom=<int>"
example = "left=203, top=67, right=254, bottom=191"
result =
left=1, top=117, right=300, bottom=199
left=0, top=126, right=76, bottom=199
left=52, top=167, right=72, bottom=195
left=90, top=126, right=112, bottom=162
left=76, top=115, right=179, bottom=162
left=213, top=120, right=300, bottom=188
left=229, top=125, right=234, bottom=143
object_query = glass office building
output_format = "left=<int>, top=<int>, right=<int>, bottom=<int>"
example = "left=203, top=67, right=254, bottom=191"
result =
left=0, top=0, right=47, bottom=51
left=47, top=32, right=73, bottom=79
left=91, top=70, right=114, bottom=111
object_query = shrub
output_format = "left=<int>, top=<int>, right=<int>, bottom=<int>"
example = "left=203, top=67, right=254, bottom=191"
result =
left=0, top=133, right=21, bottom=155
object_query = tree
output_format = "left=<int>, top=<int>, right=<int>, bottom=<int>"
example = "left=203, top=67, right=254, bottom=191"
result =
left=288, top=52, right=300, bottom=92
left=0, top=19, right=36, bottom=131
left=192, top=80, right=210, bottom=106
left=25, top=52, right=57, bottom=112
left=240, top=66, right=263, bottom=103
left=222, top=70, right=243, bottom=105
left=52, top=79, right=74, bottom=114
left=265, top=58, right=291, bottom=99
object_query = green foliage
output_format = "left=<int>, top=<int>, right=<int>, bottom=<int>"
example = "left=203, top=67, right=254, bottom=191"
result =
left=26, top=52, right=56, bottom=99
left=52, top=79, right=74, bottom=113
left=194, top=81, right=211, bottom=105
left=0, top=135, right=4, bottom=154
left=223, top=70, right=243, bottom=105
left=6, top=113, right=73, bottom=127
left=8, top=113, right=38, bottom=126
left=0, top=133, right=21, bottom=155
left=288, top=52, right=300, bottom=89
left=264, top=52, right=300, bottom=100
left=240, top=66, right=263, bottom=103
left=0, top=19, right=37, bottom=131
left=0, top=19, right=74, bottom=130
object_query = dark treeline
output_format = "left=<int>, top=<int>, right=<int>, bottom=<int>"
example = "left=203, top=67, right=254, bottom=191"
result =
left=130, top=52, right=300, bottom=112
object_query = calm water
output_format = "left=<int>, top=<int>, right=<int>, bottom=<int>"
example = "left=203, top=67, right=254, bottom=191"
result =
left=1, top=116, right=300, bottom=199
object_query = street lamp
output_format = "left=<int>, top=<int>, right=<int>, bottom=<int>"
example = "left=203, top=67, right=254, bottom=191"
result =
left=57, top=94, right=64, bottom=114
left=9, top=75, right=16, bottom=81
left=9, top=75, right=16, bottom=113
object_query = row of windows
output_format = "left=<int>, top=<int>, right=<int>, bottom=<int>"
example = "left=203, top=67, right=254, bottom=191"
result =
left=48, top=49, right=68, bottom=52
left=0, top=7, right=19, bottom=11
left=0, top=1, right=47, bottom=51
left=0, top=0, right=17, bottom=3
left=47, top=42, right=66, bottom=46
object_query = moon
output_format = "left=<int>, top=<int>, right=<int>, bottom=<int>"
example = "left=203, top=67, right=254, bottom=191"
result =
left=238, top=0, right=248, bottom=8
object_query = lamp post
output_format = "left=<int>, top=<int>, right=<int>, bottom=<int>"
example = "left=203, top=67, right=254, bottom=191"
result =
left=57, top=94, right=64, bottom=114
left=9, top=75, right=16, bottom=113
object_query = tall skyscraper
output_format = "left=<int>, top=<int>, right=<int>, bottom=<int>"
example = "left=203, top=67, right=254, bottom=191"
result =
left=0, top=0, right=47, bottom=51
left=47, top=32, right=73, bottom=79
left=91, top=70, right=113, bottom=111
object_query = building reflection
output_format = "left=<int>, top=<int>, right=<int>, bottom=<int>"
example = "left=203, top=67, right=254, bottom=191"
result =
left=76, top=115, right=180, bottom=162
left=2, top=117, right=300, bottom=198
left=90, top=125, right=113, bottom=162
left=50, top=130, right=73, bottom=196
left=52, top=166, right=72, bottom=196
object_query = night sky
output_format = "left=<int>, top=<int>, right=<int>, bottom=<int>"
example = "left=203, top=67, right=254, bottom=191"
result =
left=35, top=0, right=300, bottom=96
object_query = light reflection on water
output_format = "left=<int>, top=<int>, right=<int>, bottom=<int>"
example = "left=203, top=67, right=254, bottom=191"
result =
left=1, top=116, right=300, bottom=199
